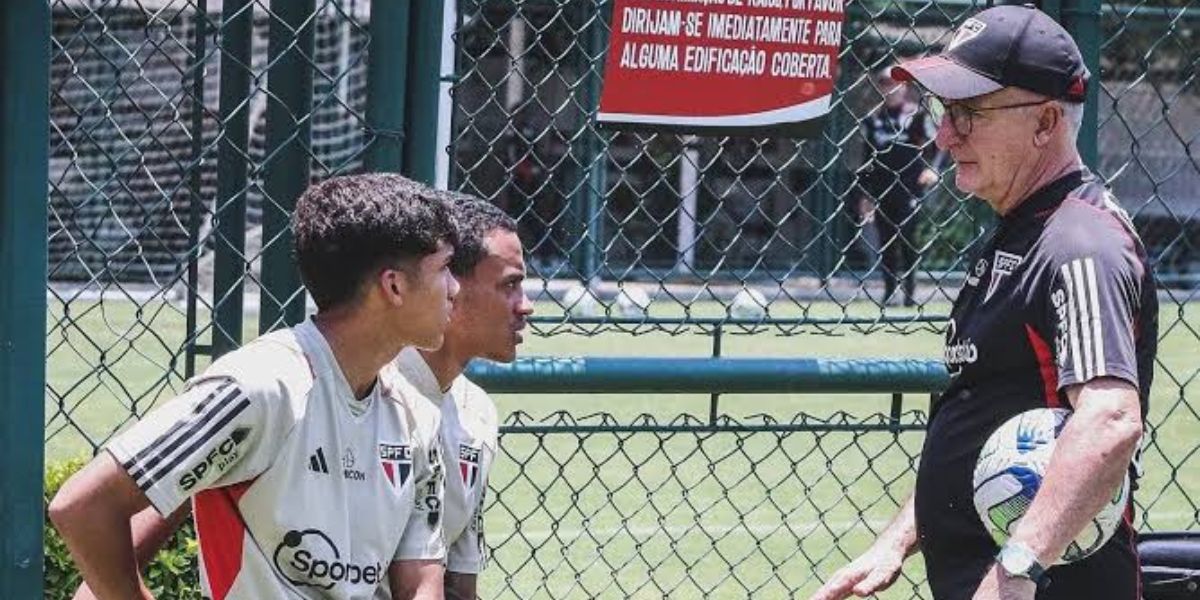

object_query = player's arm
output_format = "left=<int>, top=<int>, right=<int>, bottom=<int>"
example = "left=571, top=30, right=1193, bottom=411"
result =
left=54, top=376, right=284, bottom=600
left=444, top=397, right=498, bottom=600
left=392, top=425, right=448, bottom=599
left=1015, top=236, right=1145, bottom=566
left=809, top=492, right=919, bottom=600
left=49, top=453, right=155, bottom=600
left=71, top=504, right=192, bottom=600
left=973, top=379, right=1141, bottom=600
left=388, top=560, right=445, bottom=600
left=443, top=510, right=486, bottom=600
left=444, top=571, right=477, bottom=600
left=1011, top=378, right=1141, bottom=563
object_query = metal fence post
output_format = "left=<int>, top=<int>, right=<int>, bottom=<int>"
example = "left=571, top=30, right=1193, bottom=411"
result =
left=1063, top=0, right=1101, bottom=168
left=570, top=1, right=608, bottom=283
left=404, top=1, right=447, bottom=184
left=0, top=1, right=49, bottom=596
left=213, top=0, right=255, bottom=357
left=260, top=0, right=316, bottom=333
left=365, top=1, right=411, bottom=173
left=185, top=1, right=209, bottom=376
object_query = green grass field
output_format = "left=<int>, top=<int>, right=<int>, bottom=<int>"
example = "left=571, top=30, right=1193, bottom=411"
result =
left=44, top=298, right=1199, bottom=598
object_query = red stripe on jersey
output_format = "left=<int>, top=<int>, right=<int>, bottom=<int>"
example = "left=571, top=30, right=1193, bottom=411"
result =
left=1024, top=324, right=1061, bottom=408
left=382, top=461, right=395, bottom=486
left=194, top=480, right=255, bottom=600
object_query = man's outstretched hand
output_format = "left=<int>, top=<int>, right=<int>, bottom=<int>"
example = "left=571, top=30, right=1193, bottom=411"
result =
left=809, top=541, right=908, bottom=600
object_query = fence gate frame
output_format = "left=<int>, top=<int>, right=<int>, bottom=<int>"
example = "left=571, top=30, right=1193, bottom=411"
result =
left=0, top=2, right=50, bottom=597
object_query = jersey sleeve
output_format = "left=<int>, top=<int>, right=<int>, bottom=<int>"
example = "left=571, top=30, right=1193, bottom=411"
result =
left=393, top=428, right=447, bottom=562
left=1046, top=237, right=1143, bottom=391
left=446, top=485, right=488, bottom=574
left=105, top=373, right=296, bottom=517
left=447, top=382, right=499, bottom=574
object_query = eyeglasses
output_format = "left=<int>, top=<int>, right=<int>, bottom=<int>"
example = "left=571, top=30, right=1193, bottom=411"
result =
left=925, top=94, right=1053, bottom=137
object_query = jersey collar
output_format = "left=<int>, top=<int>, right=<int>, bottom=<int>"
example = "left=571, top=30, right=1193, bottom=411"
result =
left=1003, top=168, right=1088, bottom=224
left=295, top=318, right=377, bottom=414
left=394, top=346, right=448, bottom=402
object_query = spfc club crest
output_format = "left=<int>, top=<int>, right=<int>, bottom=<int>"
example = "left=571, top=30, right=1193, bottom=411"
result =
left=984, top=250, right=1024, bottom=302
left=379, top=443, right=412, bottom=488
left=458, top=444, right=481, bottom=488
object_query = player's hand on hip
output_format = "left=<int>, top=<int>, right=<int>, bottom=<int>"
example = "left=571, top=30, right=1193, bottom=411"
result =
left=808, top=542, right=906, bottom=600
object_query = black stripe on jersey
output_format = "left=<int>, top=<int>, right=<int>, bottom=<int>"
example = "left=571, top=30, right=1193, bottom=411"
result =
left=137, top=396, right=252, bottom=492
left=124, top=385, right=248, bottom=489
left=121, top=380, right=236, bottom=473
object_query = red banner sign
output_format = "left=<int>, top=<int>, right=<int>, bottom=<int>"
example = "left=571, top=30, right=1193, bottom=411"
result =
left=597, top=0, right=846, bottom=137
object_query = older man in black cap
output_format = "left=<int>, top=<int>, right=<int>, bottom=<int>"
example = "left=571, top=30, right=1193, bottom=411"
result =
left=812, top=5, right=1157, bottom=600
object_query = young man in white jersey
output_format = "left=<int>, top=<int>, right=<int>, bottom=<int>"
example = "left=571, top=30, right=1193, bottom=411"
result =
left=50, top=174, right=460, bottom=600
left=67, top=193, right=533, bottom=600
left=394, top=193, right=532, bottom=599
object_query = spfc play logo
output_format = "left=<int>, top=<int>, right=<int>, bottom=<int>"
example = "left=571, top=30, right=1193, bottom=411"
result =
left=458, top=444, right=481, bottom=488
left=984, top=250, right=1024, bottom=302
left=379, top=443, right=412, bottom=489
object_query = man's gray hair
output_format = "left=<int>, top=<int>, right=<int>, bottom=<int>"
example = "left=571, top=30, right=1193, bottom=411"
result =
left=1060, top=100, right=1084, bottom=141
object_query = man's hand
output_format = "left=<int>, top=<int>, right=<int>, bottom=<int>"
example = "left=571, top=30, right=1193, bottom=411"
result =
left=971, top=564, right=1037, bottom=600
left=810, top=494, right=917, bottom=600
left=49, top=453, right=156, bottom=600
left=809, top=540, right=907, bottom=600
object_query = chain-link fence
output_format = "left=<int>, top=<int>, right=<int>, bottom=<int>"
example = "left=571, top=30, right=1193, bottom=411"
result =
left=34, top=0, right=1200, bottom=597
left=485, top=410, right=928, bottom=599
left=1095, top=0, right=1200, bottom=541
left=46, top=0, right=374, bottom=455
left=451, top=0, right=992, bottom=337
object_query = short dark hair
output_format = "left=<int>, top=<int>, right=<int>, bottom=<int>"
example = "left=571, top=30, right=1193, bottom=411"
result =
left=436, top=190, right=518, bottom=277
left=293, top=174, right=457, bottom=310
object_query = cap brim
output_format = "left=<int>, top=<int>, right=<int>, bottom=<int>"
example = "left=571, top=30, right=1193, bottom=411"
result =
left=892, top=56, right=1003, bottom=100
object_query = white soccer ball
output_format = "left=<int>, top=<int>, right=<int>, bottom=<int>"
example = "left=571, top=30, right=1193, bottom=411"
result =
left=729, top=288, right=769, bottom=319
left=615, top=287, right=651, bottom=317
left=973, top=408, right=1129, bottom=564
left=562, top=283, right=600, bottom=318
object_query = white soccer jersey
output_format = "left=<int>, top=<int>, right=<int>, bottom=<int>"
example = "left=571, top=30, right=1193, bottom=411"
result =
left=107, top=320, right=445, bottom=600
left=393, top=347, right=499, bottom=574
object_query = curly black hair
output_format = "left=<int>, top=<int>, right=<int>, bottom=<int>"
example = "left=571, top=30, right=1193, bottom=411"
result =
left=293, top=174, right=457, bottom=310
left=435, top=190, right=518, bottom=277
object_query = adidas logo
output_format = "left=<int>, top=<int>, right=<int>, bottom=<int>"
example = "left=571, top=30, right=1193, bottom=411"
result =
left=309, top=447, right=330, bottom=474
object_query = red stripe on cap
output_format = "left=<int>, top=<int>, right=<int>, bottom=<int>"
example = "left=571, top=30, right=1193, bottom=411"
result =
left=1067, top=75, right=1088, bottom=102
left=194, top=480, right=255, bottom=600
left=1025, top=324, right=1061, bottom=408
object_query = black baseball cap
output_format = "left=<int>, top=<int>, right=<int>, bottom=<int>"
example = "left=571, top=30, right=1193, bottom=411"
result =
left=892, top=4, right=1089, bottom=102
